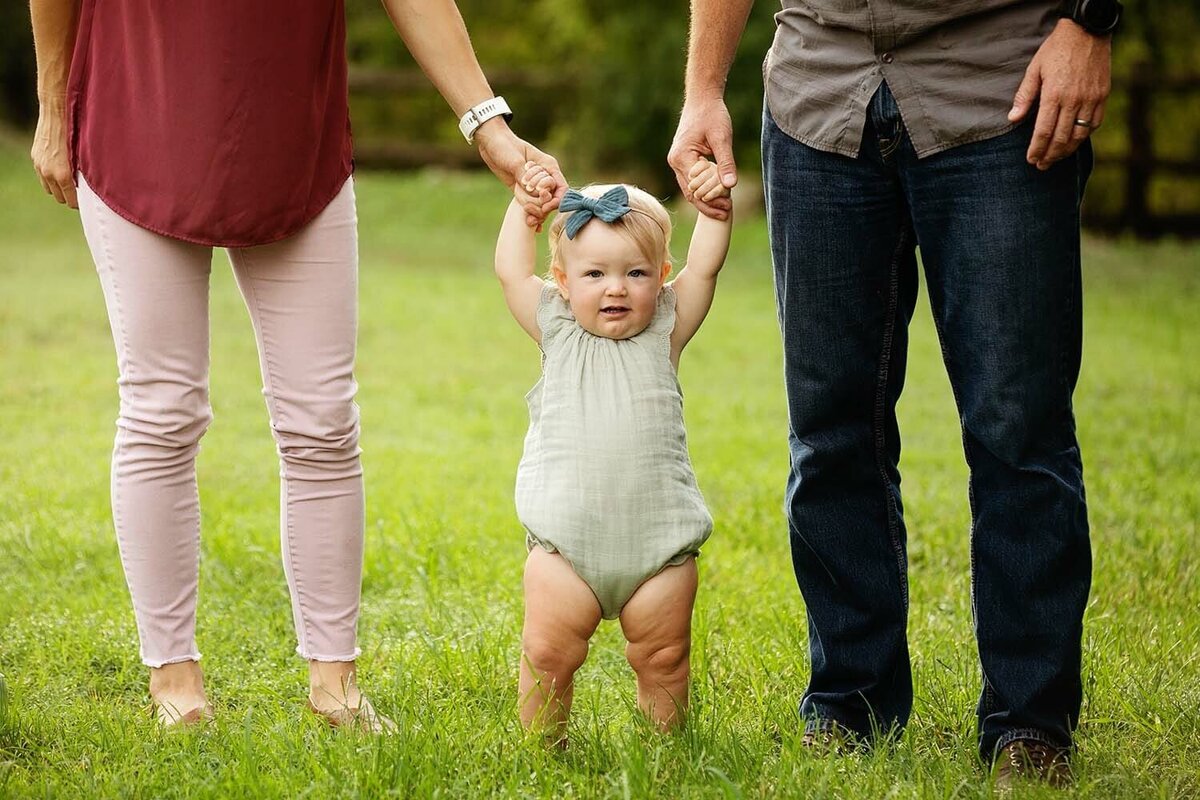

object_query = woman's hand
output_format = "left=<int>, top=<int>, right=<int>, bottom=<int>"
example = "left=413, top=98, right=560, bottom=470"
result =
left=31, top=95, right=77, bottom=208
left=475, top=120, right=566, bottom=229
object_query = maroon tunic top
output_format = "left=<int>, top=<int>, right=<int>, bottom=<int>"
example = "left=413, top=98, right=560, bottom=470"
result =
left=67, top=1, right=353, bottom=247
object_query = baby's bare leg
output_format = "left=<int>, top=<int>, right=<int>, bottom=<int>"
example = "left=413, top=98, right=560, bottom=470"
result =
left=519, top=548, right=602, bottom=742
left=620, top=557, right=698, bottom=730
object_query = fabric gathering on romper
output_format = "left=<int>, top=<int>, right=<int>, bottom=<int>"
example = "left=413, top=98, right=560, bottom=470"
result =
left=516, top=283, right=713, bottom=619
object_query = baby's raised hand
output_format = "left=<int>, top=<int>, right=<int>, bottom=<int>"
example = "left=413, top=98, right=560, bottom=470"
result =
left=521, top=161, right=557, bottom=207
left=687, top=159, right=730, bottom=204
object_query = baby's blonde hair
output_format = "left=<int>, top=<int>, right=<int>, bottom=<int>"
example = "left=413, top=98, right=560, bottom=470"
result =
left=548, top=184, right=673, bottom=276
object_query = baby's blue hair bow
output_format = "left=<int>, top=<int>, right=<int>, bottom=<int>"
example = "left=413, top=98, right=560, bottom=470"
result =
left=559, top=186, right=631, bottom=240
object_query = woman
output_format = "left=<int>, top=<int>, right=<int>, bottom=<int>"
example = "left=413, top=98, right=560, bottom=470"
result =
left=29, top=0, right=565, bottom=730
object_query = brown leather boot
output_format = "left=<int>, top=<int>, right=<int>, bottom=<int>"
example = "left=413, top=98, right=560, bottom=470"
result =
left=993, top=739, right=1072, bottom=790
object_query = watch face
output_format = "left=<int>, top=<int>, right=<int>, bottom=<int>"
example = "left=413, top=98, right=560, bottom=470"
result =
left=1081, top=0, right=1119, bottom=30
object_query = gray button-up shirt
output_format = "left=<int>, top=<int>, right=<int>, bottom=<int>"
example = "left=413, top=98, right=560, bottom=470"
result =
left=765, top=0, right=1059, bottom=158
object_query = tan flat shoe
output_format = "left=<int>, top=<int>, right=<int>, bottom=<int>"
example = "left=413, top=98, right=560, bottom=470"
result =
left=153, top=700, right=215, bottom=729
left=307, top=695, right=396, bottom=734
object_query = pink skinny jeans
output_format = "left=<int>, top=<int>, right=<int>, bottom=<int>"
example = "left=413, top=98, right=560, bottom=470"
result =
left=78, top=175, right=364, bottom=667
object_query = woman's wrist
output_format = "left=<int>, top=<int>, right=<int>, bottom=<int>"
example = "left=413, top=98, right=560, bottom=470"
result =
left=37, top=91, right=68, bottom=109
left=472, top=116, right=514, bottom=148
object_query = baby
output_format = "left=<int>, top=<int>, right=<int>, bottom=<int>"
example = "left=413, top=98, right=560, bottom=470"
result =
left=494, top=159, right=732, bottom=743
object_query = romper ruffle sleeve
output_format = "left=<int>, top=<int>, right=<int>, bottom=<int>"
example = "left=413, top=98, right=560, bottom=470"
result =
left=646, top=285, right=678, bottom=340
left=535, top=282, right=575, bottom=349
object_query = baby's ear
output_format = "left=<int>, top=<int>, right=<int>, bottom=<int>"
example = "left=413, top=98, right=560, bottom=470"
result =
left=660, top=261, right=673, bottom=282
left=552, top=265, right=569, bottom=298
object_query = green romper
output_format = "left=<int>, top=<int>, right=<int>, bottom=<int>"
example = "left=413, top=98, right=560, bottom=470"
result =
left=516, top=283, right=713, bottom=619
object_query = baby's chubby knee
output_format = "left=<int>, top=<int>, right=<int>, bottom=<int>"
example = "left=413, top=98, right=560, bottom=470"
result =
left=521, top=630, right=589, bottom=679
left=626, top=639, right=690, bottom=682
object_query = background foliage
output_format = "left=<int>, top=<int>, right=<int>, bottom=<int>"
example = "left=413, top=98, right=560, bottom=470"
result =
left=3, top=1, right=1198, bottom=213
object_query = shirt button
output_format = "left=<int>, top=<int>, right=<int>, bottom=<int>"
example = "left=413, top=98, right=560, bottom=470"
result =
left=881, top=52, right=895, bottom=64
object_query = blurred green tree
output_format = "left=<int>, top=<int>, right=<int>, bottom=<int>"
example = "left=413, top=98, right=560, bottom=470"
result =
left=3, top=1, right=1197, bottom=223
left=344, top=0, right=774, bottom=193
left=1, top=3, right=38, bottom=128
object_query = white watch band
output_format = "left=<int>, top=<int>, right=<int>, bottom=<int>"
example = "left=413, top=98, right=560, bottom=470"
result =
left=458, top=96, right=513, bottom=143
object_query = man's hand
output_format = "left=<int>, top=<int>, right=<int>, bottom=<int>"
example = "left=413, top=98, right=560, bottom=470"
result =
left=475, top=120, right=566, bottom=229
left=668, top=95, right=735, bottom=221
left=30, top=95, right=77, bottom=209
left=1009, top=19, right=1111, bottom=171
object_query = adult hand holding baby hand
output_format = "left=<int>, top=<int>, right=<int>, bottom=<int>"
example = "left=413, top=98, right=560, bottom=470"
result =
left=687, top=159, right=730, bottom=204
left=668, top=95, right=735, bottom=221
left=519, top=161, right=559, bottom=233
left=522, top=162, right=557, bottom=204
left=475, top=121, right=567, bottom=228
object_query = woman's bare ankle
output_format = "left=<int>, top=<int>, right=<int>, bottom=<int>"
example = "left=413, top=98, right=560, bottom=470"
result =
left=148, top=661, right=207, bottom=709
left=308, top=660, right=363, bottom=711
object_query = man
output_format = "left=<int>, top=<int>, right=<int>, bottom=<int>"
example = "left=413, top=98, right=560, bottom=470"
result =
left=669, top=0, right=1115, bottom=786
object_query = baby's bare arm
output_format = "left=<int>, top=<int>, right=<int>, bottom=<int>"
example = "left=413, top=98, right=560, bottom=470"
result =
left=495, top=163, right=556, bottom=341
left=669, top=160, right=732, bottom=358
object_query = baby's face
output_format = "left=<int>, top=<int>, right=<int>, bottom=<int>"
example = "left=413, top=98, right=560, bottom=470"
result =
left=554, top=223, right=669, bottom=340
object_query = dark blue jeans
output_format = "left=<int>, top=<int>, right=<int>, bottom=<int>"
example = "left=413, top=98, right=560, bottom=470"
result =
left=761, top=83, right=1092, bottom=760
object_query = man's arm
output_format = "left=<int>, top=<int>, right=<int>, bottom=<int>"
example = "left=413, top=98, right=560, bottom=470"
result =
left=380, top=0, right=566, bottom=224
left=667, top=0, right=754, bottom=220
left=29, top=0, right=81, bottom=208
left=1008, top=18, right=1112, bottom=170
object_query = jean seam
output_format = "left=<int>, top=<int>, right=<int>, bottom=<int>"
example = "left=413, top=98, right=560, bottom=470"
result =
left=924, top=273, right=989, bottom=712
left=1061, top=153, right=1083, bottom=401
left=236, top=249, right=315, bottom=657
left=872, top=227, right=909, bottom=609
left=872, top=83, right=907, bottom=163
left=879, top=136, right=902, bottom=161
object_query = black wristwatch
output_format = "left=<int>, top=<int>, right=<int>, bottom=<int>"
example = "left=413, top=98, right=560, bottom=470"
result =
left=1060, top=0, right=1123, bottom=36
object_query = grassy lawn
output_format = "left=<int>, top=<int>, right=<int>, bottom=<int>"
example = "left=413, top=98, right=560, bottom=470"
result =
left=0, top=135, right=1197, bottom=798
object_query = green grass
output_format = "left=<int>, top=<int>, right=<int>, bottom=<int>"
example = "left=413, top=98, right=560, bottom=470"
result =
left=0, top=135, right=1197, bottom=798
